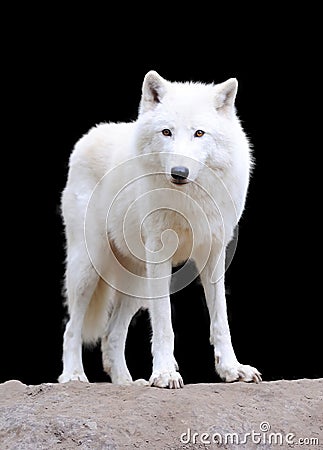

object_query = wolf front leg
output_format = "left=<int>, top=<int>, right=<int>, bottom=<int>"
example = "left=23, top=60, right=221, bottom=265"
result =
left=147, top=259, right=183, bottom=389
left=197, top=249, right=262, bottom=383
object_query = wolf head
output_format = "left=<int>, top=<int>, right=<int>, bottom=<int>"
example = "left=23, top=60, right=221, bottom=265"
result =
left=135, top=71, right=250, bottom=186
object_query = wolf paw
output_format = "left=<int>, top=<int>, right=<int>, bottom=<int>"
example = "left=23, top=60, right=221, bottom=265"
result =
left=216, top=362, right=262, bottom=383
left=133, top=378, right=149, bottom=386
left=58, top=371, right=89, bottom=383
left=149, top=371, right=184, bottom=389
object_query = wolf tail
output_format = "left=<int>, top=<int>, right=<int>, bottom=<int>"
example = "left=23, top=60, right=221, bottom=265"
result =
left=82, top=280, right=112, bottom=345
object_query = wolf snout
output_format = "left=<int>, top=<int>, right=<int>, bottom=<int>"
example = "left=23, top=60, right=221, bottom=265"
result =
left=170, top=166, right=189, bottom=185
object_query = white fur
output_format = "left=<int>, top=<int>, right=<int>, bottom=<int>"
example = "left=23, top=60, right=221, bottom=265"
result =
left=59, top=71, right=261, bottom=387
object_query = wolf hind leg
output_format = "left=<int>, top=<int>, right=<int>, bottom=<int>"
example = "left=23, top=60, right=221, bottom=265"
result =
left=59, top=249, right=100, bottom=383
left=58, top=265, right=99, bottom=383
left=101, top=293, right=148, bottom=385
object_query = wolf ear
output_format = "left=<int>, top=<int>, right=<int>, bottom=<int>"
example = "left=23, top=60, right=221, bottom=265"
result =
left=140, top=71, right=168, bottom=113
left=214, top=78, right=238, bottom=114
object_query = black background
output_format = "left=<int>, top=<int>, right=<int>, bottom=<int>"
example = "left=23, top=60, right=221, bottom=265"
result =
left=2, top=7, right=321, bottom=385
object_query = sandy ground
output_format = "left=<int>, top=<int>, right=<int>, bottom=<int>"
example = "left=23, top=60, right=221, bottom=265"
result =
left=0, top=378, right=322, bottom=449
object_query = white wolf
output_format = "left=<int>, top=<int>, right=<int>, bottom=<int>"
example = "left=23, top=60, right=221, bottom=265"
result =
left=59, top=71, right=261, bottom=388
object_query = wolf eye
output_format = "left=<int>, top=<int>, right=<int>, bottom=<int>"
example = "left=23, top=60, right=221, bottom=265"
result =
left=194, top=130, right=205, bottom=137
left=162, top=129, right=172, bottom=137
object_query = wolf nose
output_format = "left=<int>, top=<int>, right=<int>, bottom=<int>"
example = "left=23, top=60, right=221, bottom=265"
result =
left=171, top=166, right=189, bottom=184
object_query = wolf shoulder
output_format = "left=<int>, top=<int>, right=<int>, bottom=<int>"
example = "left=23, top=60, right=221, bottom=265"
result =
left=68, top=121, right=137, bottom=180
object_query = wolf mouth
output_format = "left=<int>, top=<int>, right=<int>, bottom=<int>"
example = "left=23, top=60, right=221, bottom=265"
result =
left=171, top=179, right=190, bottom=185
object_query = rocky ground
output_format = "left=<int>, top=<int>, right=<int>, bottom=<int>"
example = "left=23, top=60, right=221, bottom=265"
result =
left=0, top=378, right=322, bottom=449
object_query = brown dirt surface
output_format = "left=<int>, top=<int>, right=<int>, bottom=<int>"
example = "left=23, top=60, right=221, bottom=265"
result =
left=0, top=378, right=322, bottom=449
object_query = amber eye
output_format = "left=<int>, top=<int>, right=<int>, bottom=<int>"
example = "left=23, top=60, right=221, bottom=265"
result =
left=195, top=130, right=205, bottom=137
left=194, top=130, right=205, bottom=137
left=162, top=129, right=172, bottom=137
